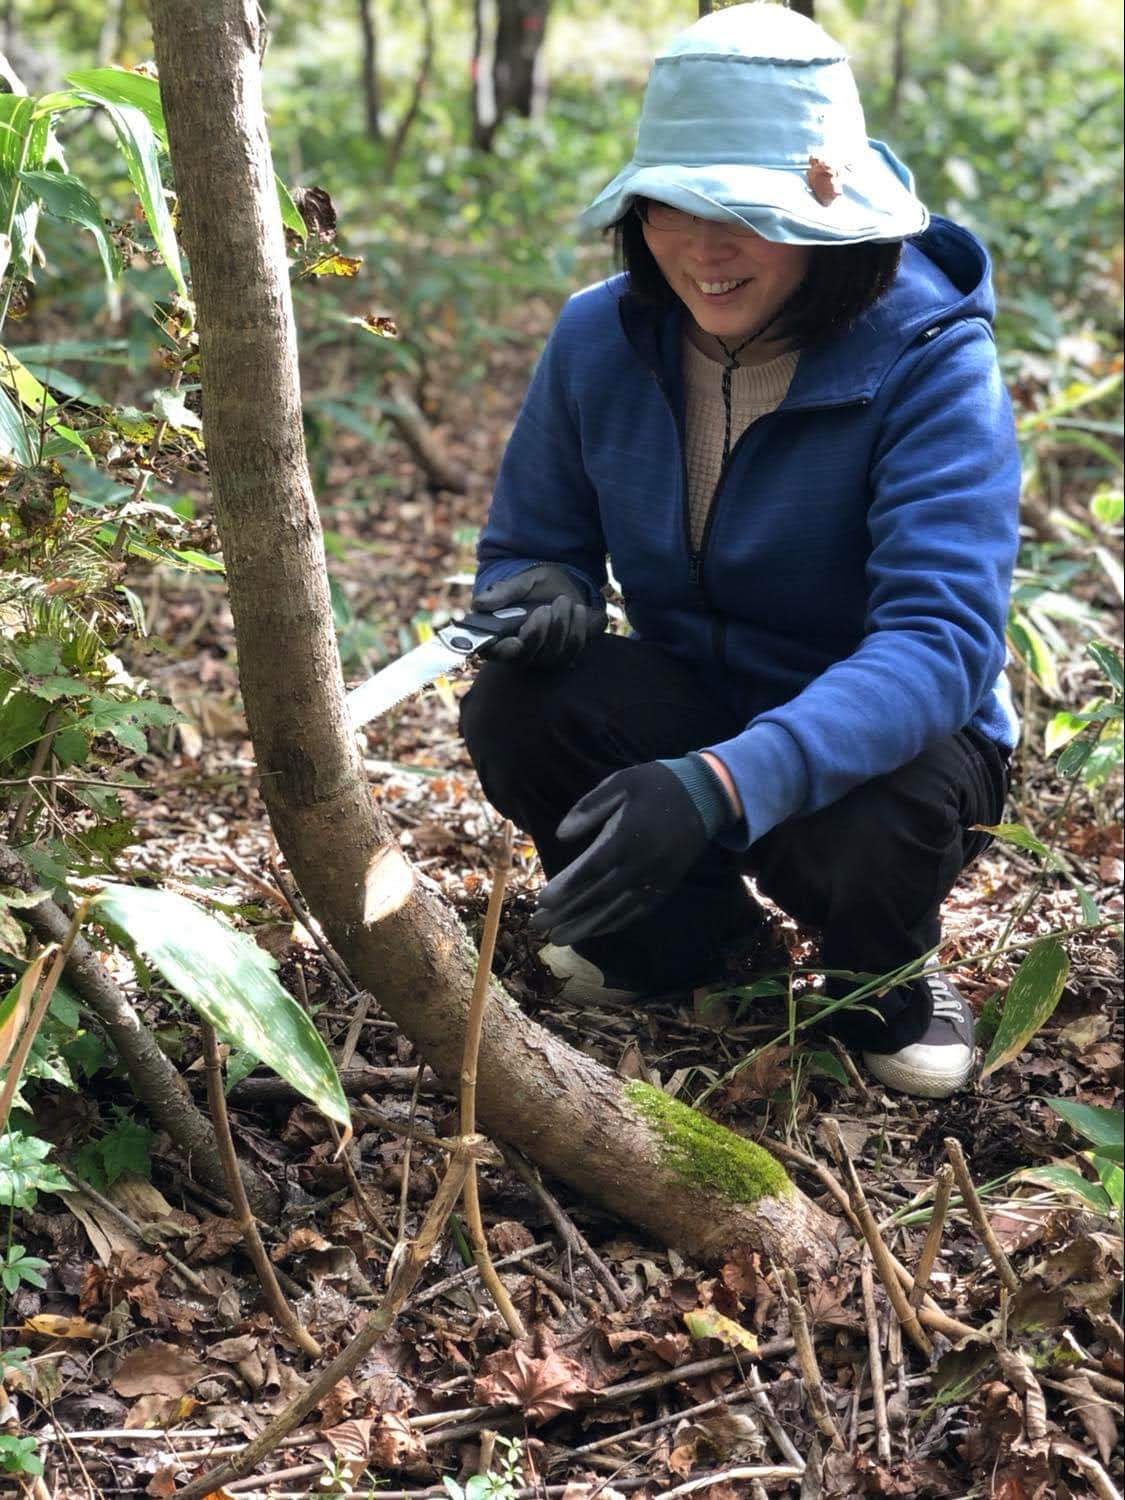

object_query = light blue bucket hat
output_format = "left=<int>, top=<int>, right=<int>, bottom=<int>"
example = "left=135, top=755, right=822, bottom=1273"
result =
left=580, top=2, right=928, bottom=245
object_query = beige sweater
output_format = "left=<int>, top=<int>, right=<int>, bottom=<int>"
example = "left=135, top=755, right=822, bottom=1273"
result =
left=681, top=337, right=799, bottom=550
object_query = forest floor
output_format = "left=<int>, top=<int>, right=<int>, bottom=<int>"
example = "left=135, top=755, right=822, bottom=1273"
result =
left=12, top=305, right=1124, bottom=1499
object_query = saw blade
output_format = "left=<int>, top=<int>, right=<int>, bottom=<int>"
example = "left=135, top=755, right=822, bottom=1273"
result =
left=346, top=637, right=466, bottom=729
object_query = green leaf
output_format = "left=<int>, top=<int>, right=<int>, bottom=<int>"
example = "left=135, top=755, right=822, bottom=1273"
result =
left=979, top=938, right=1070, bottom=1080
left=1007, top=613, right=1060, bottom=698
left=67, top=92, right=186, bottom=301
left=807, top=1050, right=850, bottom=1085
left=63, top=67, right=167, bottom=142
left=1047, top=1099, right=1124, bottom=1164
left=276, top=175, right=306, bottom=240
left=1088, top=641, right=1124, bottom=697
left=1044, top=710, right=1089, bottom=756
left=1056, top=736, right=1096, bottom=779
left=0, top=1130, right=69, bottom=1209
left=18, top=168, right=121, bottom=286
left=975, top=821, right=1050, bottom=859
left=91, top=884, right=349, bottom=1126
left=1019, top=1165, right=1112, bottom=1214
left=1090, top=487, right=1124, bottom=527
left=1093, top=1155, right=1123, bottom=1213
left=99, top=1116, right=154, bottom=1186
left=0, top=382, right=36, bottom=464
left=152, top=387, right=201, bottom=431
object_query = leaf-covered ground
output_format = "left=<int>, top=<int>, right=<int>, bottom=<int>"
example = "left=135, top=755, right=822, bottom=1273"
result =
left=9, top=311, right=1124, bottom=1499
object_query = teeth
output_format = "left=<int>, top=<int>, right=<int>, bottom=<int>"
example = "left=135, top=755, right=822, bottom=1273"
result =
left=697, top=279, right=747, bottom=294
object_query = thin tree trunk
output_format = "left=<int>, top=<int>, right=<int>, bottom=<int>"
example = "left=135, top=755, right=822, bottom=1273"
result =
left=492, top=0, right=549, bottom=120
left=470, top=0, right=497, bottom=151
left=384, top=0, right=434, bottom=180
left=148, top=0, right=837, bottom=1274
left=357, top=0, right=381, bottom=143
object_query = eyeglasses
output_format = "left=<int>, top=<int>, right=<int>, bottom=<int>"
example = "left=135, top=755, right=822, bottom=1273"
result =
left=633, top=198, right=761, bottom=240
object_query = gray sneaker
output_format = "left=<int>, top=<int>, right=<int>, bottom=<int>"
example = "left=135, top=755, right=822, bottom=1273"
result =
left=862, top=969, right=975, bottom=1099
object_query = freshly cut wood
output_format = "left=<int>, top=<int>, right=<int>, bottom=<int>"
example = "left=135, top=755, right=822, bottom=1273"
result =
left=148, top=0, right=836, bottom=1271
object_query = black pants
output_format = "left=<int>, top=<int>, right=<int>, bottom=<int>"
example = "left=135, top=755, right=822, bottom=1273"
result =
left=460, top=635, right=1009, bottom=1051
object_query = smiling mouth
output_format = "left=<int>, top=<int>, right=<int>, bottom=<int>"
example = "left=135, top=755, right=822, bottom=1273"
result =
left=693, top=277, right=750, bottom=295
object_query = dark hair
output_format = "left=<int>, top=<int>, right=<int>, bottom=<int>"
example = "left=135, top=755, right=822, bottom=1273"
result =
left=613, top=204, right=903, bottom=345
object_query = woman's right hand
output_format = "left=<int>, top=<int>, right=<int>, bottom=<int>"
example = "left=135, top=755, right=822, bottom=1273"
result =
left=472, top=565, right=606, bottom=667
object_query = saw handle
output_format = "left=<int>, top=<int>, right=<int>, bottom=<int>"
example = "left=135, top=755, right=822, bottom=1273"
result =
left=456, top=605, right=529, bottom=640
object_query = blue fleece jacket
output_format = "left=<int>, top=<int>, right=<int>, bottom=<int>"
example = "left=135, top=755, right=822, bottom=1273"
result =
left=476, top=216, right=1020, bottom=849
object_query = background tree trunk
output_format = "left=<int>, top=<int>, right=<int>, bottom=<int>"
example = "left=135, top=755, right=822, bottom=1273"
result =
left=148, top=0, right=837, bottom=1274
left=357, top=0, right=382, bottom=143
left=471, top=0, right=550, bottom=150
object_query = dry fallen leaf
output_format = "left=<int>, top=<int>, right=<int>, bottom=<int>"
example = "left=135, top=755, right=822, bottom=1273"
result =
left=112, top=1341, right=206, bottom=1399
left=367, top=1412, right=429, bottom=1474
left=474, top=1334, right=589, bottom=1423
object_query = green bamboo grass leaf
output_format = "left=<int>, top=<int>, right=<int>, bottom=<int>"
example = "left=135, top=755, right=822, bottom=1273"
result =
left=276, top=177, right=307, bottom=241
left=91, top=884, right=349, bottom=1127
left=979, top=937, right=1069, bottom=1080
left=1047, top=1098, right=1124, bottom=1164
left=1007, top=613, right=1060, bottom=698
left=63, top=68, right=167, bottom=142
left=1019, top=1165, right=1112, bottom=1214
left=1088, top=641, right=1124, bottom=696
left=19, top=169, right=121, bottom=287
left=66, top=94, right=186, bottom=300
left=0, top=383, right=35, bottom=464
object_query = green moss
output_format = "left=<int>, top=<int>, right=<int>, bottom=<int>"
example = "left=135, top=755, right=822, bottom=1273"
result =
left=625, top=1080, right=792, bottom=1203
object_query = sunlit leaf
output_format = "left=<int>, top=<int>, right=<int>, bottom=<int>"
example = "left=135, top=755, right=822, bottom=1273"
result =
left=0, top=382, right=35, bottom=464
left=979, top=938, right=1069, bottom=1080
left=1007, top=613, right=1060, bottom=698
left=276, top=175, right=307, bottom=241
left=63, top=67, right=167, bottom=142
left=683, top=1305, right=759, bottom=1353
left=1087, top=641, right=1123, bottom=696
left=91, top=884, right=349, bottom=1127
left=304, top=252, right=363, bottom=278
left=64, top=90, right=186, bottom=300
left=1018, top=1165, right=1112, bottom=1214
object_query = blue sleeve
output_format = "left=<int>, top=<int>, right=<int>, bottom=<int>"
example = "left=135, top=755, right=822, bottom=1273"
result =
left=475, top=300, right=608, bottom=606
left=706, top=318, right=1020, bottom=847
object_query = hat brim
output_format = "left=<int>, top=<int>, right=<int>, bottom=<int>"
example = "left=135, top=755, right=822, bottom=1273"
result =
left=579, top=142, right=927, bottom=245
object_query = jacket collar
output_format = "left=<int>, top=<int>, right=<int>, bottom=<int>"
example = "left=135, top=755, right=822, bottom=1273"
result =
left=618, top=215, right=995, bottom=412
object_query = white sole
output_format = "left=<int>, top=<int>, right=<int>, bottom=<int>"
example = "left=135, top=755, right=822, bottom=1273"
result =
left=862, top=1045, right=974, bottom=1099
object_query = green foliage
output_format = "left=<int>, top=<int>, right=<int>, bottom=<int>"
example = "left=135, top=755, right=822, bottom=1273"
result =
left=979, top=938, right=1069, bottom=1080
left=73, top=1111, right=154, bottom=1191
left=92, top=884, right=350, bottom=1128
left=1022, top=1099, right=1125, bottom=1219
left=0, top=1434, right=44, bottom=1478
left=0, top=1242, right=48, bottom=1293
left=442, top=1438, right=525, bottom=1500
left=0, top=1129, right=69, bottom=1209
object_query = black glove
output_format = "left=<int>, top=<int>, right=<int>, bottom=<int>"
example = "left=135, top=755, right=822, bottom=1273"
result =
left=472, top=564, right=606, bottom=667
left=529, top=756, right=734, bottom=947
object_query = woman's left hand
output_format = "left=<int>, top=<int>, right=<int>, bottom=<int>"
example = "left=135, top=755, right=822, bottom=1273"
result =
left=529, top=762, right=712, bottom=946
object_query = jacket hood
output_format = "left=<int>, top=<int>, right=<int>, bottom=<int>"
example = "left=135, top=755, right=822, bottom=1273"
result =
left=618, top=215, right=997, bottom=409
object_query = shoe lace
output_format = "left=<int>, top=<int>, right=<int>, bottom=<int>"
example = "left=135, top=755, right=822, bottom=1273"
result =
left=932, top=994, right=963, bottom=1020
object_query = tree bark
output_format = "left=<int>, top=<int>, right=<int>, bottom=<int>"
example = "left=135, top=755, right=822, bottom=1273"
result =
left=356, top=0, right=381, bottom=142
left=148, top=0, right=837, bottom=1273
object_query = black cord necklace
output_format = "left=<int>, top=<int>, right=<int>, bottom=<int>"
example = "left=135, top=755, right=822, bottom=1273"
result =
left=713, top=307, right=786, bottom=467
